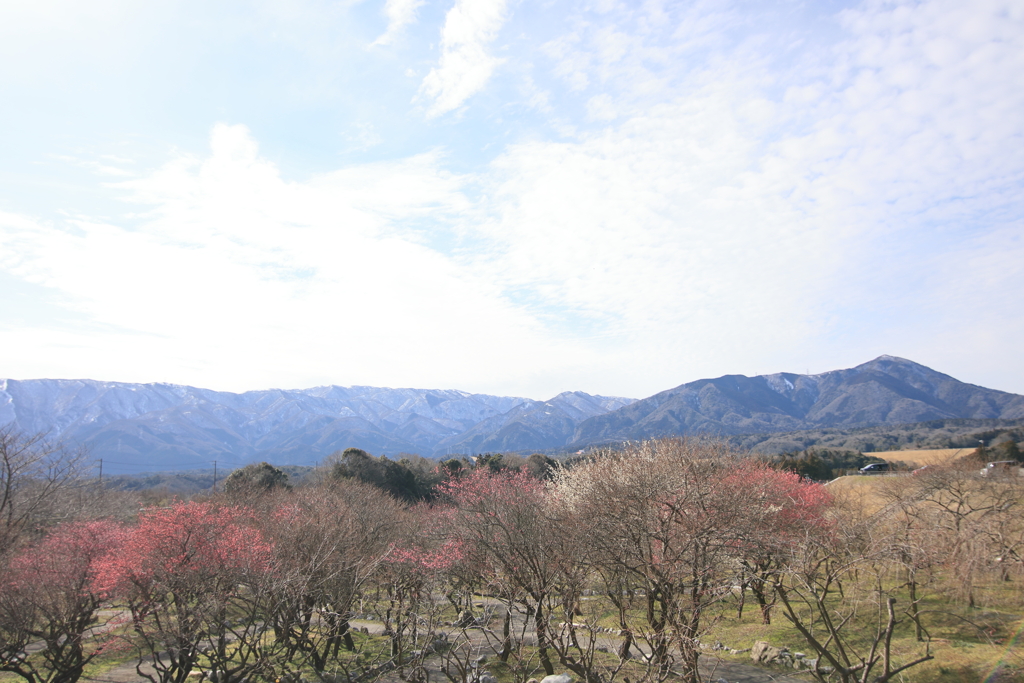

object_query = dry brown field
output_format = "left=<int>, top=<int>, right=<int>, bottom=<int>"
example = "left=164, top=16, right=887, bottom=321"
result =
left=823, top=474, right=892, bottom=514
left=863, top=447, right=979, bottom=467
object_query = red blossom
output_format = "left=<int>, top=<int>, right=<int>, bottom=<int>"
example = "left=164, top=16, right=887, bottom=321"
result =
left=438, top=468, right=545, bottom=509
left=389, top=538, right=466, bottom=573
left=93, top=501, right=274, bottom=599
left=1, top=519, right=123, bottom=683
left=723, top=463, right=832, bottom=531
left=8, top=519, right=122, bottom=593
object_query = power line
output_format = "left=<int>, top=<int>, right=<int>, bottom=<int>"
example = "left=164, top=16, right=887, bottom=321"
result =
left=91, top=457, right=323, bottom=472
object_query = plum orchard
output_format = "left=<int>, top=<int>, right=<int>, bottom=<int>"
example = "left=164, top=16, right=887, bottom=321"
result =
left=2, top=437, right=996, bottom=683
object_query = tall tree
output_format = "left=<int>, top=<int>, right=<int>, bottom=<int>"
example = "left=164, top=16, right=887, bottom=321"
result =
left=0, top=428, right=85, bottom=553
left=439, top=469, right=571, bottom=679
left=262, top=482, right=402, bottom=676
left=772, top=502, right=934, bottom=683
left=223, top=461, right=291, bottom=499
left=0, top=520, right=121, bottom=683
left=94, top=501, right=275, bottom=683
left=556, top=439, right=830, bottom=683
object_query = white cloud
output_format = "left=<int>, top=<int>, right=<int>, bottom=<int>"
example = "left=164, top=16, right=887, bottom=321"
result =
left=52, top=155, right=135, bottom=177
left=0, top=124, right=601, bottom=395
left=2, top=0, right=1023, bottom=400
left=418, top=0, right=508, bottom=117
left=457, top=0, right=1024, bottom=390
left=585, top=93, right=617, bottom=121
left=373, top=0, right=426, bottom=46
left=471, top=83, right=834, bottom=383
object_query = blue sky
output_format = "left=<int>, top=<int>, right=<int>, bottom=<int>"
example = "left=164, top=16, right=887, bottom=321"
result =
left=1, top=0, right=1022, bottom=400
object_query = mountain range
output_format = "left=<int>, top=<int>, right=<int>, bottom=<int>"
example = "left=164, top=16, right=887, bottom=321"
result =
left=2, top=356, right=1022, bottom=472
left=566, top=355, right=1024, bottom=448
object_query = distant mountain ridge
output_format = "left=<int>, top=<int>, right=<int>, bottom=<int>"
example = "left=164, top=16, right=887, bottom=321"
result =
left=436, top=391, right=635, bottom=455
left=0, top=379, right=632, bottom=471
left=568, top=355, right=1024, bottom=448
left=2, top=356, right=1022, bottom=472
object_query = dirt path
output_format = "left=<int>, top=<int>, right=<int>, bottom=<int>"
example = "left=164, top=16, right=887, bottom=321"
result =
left=82, top=619, right=808, bottom=683
left=82, top=659, right=155, bottom=683
left=84, top=657, right=808, bottom=683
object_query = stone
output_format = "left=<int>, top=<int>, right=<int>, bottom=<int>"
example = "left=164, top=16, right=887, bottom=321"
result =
left=801, top=658, right=832, bottom=673
left=539, top=674, right=572, bottom=683
left=750, top=641, right=790, bottom=665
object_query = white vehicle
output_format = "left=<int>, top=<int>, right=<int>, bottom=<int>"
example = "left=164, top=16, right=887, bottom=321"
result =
left=979, top=461, right=1022, bottom=477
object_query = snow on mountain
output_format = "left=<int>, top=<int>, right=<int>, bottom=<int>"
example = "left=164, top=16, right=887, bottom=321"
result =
left=0, top=379, right=630, bottom=472
left=8, top=355, right=1017, bottom=473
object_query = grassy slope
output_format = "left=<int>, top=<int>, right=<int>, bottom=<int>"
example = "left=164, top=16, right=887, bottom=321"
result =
left=745, top=472, right=1024, bottom=682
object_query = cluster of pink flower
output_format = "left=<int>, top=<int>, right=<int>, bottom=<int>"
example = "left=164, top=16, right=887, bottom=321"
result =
left=389, top=539, right=466, bottom=572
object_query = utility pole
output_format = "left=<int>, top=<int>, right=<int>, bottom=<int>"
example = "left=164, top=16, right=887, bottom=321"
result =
left=213, top=460, right=218, bottom=493
left=98, top=458, right=103, bottom=487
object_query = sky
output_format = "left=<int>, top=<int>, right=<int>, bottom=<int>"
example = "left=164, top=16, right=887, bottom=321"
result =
left=0, top=0, right=1022, bottom=401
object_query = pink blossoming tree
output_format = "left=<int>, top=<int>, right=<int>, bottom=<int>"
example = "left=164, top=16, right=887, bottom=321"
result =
left=94, top=501, right=274, bottom=683
left=0, top=520, right=121, bottom=683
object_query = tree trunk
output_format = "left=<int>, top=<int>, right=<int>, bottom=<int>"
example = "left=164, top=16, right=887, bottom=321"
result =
left=499, top=607, right=512, bottom=663
left=907, top=578, right=923, bottom=642
left=534, top=601, right=555, bottom=676
left=616, top=629, right=633, bottom=661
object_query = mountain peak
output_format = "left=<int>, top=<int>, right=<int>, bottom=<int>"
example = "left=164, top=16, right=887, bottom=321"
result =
left=569, top=357, right=1024, bottom=448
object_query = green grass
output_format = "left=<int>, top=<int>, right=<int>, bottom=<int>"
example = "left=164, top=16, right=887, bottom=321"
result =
left=690, top=579, right=1024, bottom=683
